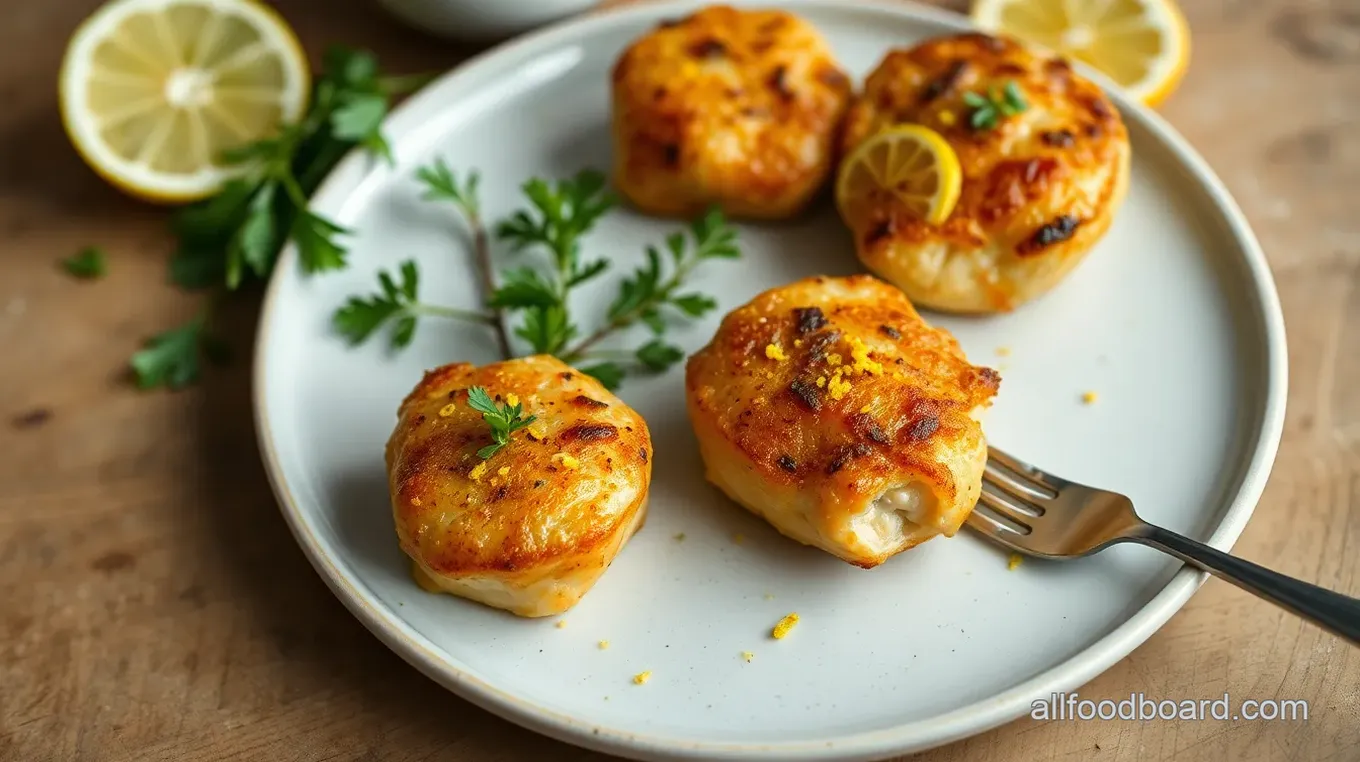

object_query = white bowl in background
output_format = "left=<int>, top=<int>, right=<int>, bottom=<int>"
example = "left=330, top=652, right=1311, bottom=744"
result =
left=376, top=0, right=602, bottom=40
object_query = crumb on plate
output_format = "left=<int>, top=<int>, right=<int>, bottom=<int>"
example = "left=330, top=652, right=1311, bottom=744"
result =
left=741, top=651, right=754, bottom=663
left=771, top=612, right=799, bottom=640
left=633, top=671, right=652, bottom=685
left=995, top=346, right=1011, bottom=357
left=1008, top=552, right=1023, bottom=571
left=599, top=639, right=610, bottom=650
left=1081, top=391, right=1098, bottom=405
left=555, top=620, right=567, bottom=629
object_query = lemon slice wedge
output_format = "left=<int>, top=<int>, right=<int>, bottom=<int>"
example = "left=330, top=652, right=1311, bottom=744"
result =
left=836, top=125, right=963, bottom=228
left=59, top=0, right=309, bottom=203
left=971, top=0, right=1190, bottom=106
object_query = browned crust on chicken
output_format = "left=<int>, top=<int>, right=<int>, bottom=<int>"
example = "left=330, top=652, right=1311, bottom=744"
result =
left=841, top=33, right=1130, bottom=312
left=612, top=5, right=853, bottom=219
left=686, top=275, right=999, bottom=566
left=385, top=356, right=651, bottom=615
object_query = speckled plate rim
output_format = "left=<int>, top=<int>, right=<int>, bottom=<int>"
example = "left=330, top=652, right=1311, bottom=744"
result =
left=250, top=1, right=1288, bottom=759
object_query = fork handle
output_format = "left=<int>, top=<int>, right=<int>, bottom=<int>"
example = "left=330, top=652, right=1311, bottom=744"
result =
left=1130, top=524, right=1360, bottom=646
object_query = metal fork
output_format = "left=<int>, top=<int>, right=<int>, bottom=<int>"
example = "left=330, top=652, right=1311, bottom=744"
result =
left=968, top=445, right=1360, bottom=646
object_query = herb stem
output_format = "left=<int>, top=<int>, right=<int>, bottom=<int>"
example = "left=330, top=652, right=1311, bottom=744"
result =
left=559, top=256, right=697, bottom=362
left=468, top=213, right=513, bottom=359
left=412, top=303, right=497, bottom=324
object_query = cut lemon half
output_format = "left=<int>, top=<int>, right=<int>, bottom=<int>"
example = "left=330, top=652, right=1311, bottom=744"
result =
left=971, top=0, right=1190, bottom=107
left=59, top=0, right=309, bottom=203
left=836, top=125, right=963, bottom=228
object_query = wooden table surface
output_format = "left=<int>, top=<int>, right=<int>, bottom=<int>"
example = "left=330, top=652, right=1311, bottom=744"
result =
left=3, top=0, right=1358, bottom=760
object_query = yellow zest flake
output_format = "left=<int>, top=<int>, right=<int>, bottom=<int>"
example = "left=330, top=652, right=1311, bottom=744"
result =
left=765, top=343, right=788, bottom=361
left=847, top=336, right=884, bottom=375
left=815, top=376, right=827, bottom=388
left=1007, top=553, right=1023, bottom=571
left=552, top=452, right=581, bottom=469
left=827, top=371, right=852, bottom=401
left=438, top=403, right=457, bottom=417
left=1082, top=391, right=1098, bottom=405
left=826, top=353, right=842, bottom=367
left=771, top=612, right=800, bottom=640
left=794, top=339, right=804, bottom=348
left=410, top=496, right=422, bottom=506
left=633, top=670, right=652, bottom=685
left=859, top=404, right=872, bottom=414
left=526, top=422, right=548, bottom=441
left=497, top=466, right=511, bottom=477
left=469, top=462, right=489, bottom=482
left=599, top=640, right=610, bottom=650
left=995, top=346, right=1011, bottom=357
left=741, top=651, right=754, bottom=663
left=505, top=393, right=520, bottom=407
left=938, top=109, right=956, bottom=126
left=555, top=620, right=567, bottom=629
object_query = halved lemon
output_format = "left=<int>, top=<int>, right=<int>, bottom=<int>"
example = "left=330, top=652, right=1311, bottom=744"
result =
left=59, top=0, right=310, bottom=203
left=836, top=125, right=963, bottom=227
left=971, top=0, right=1190, bottom=107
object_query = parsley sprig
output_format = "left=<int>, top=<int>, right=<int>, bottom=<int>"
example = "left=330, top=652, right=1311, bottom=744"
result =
left=466, top=386, right=536, bottom=458
left=130, top=47, right=432, bottom=390
left=333, top=260, right=495, bottom=350
left=357, top=161, right=740, bottom=390
left=963, top=81, right=1028, bottom=130
left=62, top=247, right=107, bottom=279
left=562, top=207, right=736, bottom=382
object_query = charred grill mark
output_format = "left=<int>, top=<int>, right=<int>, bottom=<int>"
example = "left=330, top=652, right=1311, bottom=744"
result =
left=1041, top=129, right=1075, bottom=147
left=653, top=86, right=667, bottom=101
left=995, top=62, right=1026, bottom=76
left=1017, top=215, right=1081, bottom=256
left=768, top=65, right=794, bottom=100
left=806, top=330, right=841, bottom=363
left=789, top=378, right=822, bottom=411
left=659, top=17, right=684, bottom=28
left=533, top=479, right=546, bottom=488
left=572, top=395, right=609, bottom=409
left=919, top=60, right=968, bottom=103
left=639, top=447, right=648, bottom=463
left=879, top=325, right=901, bottom=339
left=818, top=67, right=850, bottom=89
left=689, top=38, right=726, bottom=58
left=562, top=423, right=618, bottom=442
left=826, top=443, right=872, bottom=475
left=793, top=306, right=827, bottom=334
left=11, top=408, right=51, bottom=429
left=1088, top=98, right=1113, bottom=120
left=662, top=143, right=681, bottom=168
left=490, top=485, right=509, bottom=502
left=907, top=416, right=939, bottom=441
left=560, top=372, right=574, bottom=380
left=867, top=424, right=890, bottom=444
left=741, top=105, right=771, bottom=118
left=865, top=219, right=895, bottom=245
left=777, top=455, right=797, bottom=472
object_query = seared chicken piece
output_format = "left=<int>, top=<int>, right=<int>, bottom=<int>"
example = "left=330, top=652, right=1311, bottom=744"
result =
left=840, top=33, right=1130, bottom=313
left=611, top=5, right=852, bottom=219
left=685, top=276, right=999, bottom=567
left=385, top=355, right=651, bottom=617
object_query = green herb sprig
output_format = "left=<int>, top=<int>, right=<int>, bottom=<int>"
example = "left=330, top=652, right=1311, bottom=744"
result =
left=465, top=386, right=536, bottom=458
left=130, top=47, right=432, bottom=390
left=62, top=247, right=107, bottom=279
left=963, top=81, right=1028, bottom=131
left=333, top=260, right=495, bottom=350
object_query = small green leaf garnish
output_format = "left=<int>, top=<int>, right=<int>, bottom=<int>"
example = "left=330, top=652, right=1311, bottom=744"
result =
left=129, top=312, right=226, bottom=390
left=466, top=386, right=537, bottom=459
left=964, top=80, right=1028, bottom=131
left=62, top=247, right=106, bottom=279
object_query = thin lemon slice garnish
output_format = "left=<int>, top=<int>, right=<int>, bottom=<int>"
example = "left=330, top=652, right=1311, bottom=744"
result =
left=836, top=124, right=963, bottom=228
left=971, top=0, right=1190, bottom=106
left=59, top=0, right=309, bottom=202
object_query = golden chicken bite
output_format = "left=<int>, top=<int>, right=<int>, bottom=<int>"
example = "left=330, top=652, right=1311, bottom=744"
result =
left=611, top=5, right=852, bottom=219
left=385, top=355, right=651, bottom=617
left=840, top=33, right=1130, bottom=312
left=685, top=275, right=999, bottom=568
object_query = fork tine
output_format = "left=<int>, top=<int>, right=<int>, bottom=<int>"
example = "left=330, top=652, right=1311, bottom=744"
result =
left=978, top=484, right=1036, bottom=525
left=987, top=445, right=1061, bottom=493
left=983, top=460, right=1051, bottom=509
left=967, top=502, right=1030, bottom=538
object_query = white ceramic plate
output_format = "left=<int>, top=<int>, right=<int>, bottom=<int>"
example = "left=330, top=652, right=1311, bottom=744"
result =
left=253, top=2, right=1287, bottom=759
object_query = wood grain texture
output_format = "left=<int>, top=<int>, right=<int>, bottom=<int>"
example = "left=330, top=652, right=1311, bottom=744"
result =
left=2, top=1, right=1357, bottom=760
